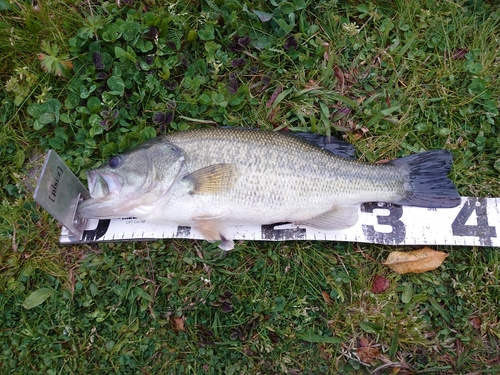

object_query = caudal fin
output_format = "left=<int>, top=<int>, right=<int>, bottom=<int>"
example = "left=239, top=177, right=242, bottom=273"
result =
left=391, top=150, right=461, bottom=208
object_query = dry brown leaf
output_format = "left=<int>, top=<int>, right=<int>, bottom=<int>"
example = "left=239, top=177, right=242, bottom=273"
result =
left=359, top=337, right=370, bottom=347
left=321, top=291, right=332, bottom=305
left=383, top=247, right=448, bottom=274
left=172, top=316, right=186, bottom=332
left=469, top=317, right=481, bottom=330
left=356, top=346, right=380, bottom=364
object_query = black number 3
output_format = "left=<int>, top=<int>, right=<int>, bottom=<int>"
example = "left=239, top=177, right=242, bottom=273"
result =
left=361, top=202, right=406, bottom=244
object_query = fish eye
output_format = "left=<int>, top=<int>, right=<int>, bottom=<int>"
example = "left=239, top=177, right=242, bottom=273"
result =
left=108, top=155, right=123, bottom=169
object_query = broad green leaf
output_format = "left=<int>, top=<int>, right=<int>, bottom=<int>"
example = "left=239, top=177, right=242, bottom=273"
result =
left=114, top=46, right=136, bottom=62
left=121, top=21, right=141, bottom=42
left=319, top=101, right=330, bottom=119
left=252, top=10, right=273, bottom=22
left=274, top=296, right=286, bottom=312
left=87, top=96, right=102, bottom=114
left=134, top=287, right=153, bottom=302
left=401, top=282, right=413, bottom=304
left=293, top=0, right=307, bottom=10
left=79, top=86, right=90, bottom=99
left=107, top=76, right=125, bottom=96
left=198, top=24, right=214, bottom=41
left=89, top=122, right=104, bottom=137
left=380, top=105, right=400, bottom=116
left=89, top=114, right=103, bottom=128
left=22, top=288, right=53, bottom=309
left=0, top=0, right=15, bottom=10
left=49, top=137, right=65, bottom=150
left=230, top=94, right=245, bottom=107
left=468, top=78, right=487, bottom=95
left=276, top=18, right=295, bottom=34
left=357, top=4, right=369, bottom=13
left=38, top=112, right=56, bottom=125
left=465, top=60, right=483, bottom=74
left=359, top=321, right=383, bottom=335
left=494, top=159, right=500, bottom=173
left=27, top=103, right=42, bottom=118
left=13, top=150, right=25, bottom=168
left=389, top=325, right=399, bottom=357
left=102, top=24, right=122, bottom=42
left=198, top=93, right=212, bottom=106
left=65, top=93, right=80, bottom=109
left=140, top=127, right=157, bottom=140
left=139, top=61, right=150, bottom=71
left=280, top=2, right=295, bottom=14
left=204, top=41, right=220, bottom=54
left=33, top=120, right=44, bottom=130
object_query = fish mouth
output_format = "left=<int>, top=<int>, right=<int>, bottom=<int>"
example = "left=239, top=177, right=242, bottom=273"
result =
left=77, top=170, right=125, bottom=219
left=86, top=170, right=124, bottom=199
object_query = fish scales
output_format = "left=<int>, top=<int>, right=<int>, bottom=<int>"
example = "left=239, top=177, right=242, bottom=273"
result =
left=164, top=128, right=406, bottom=212
left=77, top=128, right=460, bottom=250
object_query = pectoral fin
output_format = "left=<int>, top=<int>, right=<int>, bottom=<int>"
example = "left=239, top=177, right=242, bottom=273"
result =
left=296, top=205, right=359, bottom=230
left=183, top=163, right=238, bottom=194
left=194, top=217, right=235, bottom=251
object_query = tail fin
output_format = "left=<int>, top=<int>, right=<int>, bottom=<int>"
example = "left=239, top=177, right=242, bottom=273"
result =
left=391, top=150, right=461, bottom=208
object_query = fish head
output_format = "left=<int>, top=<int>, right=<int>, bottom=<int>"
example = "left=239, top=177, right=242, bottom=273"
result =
left=77, top=138, right=185, bottom=219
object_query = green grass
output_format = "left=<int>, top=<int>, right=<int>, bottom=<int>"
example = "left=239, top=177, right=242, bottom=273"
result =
left=1, top=0, right=500, bottom=373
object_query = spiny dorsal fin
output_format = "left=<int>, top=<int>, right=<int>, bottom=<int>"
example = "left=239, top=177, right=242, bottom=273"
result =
left=184, top=163, right=238, bottom=194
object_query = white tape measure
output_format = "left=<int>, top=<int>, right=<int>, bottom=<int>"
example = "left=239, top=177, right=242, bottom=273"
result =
left=35, top=150, right=500, bottom=247
left=58, top=198, right=499, bottom=247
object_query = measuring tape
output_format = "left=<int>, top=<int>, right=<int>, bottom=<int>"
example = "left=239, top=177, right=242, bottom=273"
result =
left=59, top=198, right=499, bottom=247
left=35, top=150, right=500, bottom=247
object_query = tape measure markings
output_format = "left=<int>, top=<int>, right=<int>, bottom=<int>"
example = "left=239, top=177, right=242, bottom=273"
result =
left=59, top=197, right=500, bottom=247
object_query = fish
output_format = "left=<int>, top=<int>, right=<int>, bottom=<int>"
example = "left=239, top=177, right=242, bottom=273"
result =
left=76, top=128, right=461, bottom=250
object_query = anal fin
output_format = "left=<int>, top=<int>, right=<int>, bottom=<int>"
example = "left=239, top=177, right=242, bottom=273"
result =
left=194, top=218, right=235, bottom=251
left=296, top=205, right=359, bottom=230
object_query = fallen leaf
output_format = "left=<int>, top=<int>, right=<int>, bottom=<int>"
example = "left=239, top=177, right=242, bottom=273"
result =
left=322, top=291, right=332, bottom=305
left=266, top=84, right=282, bottom=108
left=469, top=317, right=481, bottom=330
left=334, top=66, right=345, bottom=93
left=359, top=336, right=370, bottom=347
left=383, top=247, right=448, bottom=274
left=356, top=346, right=380, bottom=364
left=172, top=316, right=186, bottom=331
left=452, top=47, right=468, bottom=60
left=372, top=275, right=390, bottom=294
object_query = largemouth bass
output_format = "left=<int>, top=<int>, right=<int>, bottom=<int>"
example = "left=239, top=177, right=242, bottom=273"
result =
left=77, top=128, right=460, bottom=250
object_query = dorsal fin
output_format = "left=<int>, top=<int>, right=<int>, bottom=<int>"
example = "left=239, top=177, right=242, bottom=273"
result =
left=288, top=132, right=356, bottom=160
left=219, top=127, right=357, bottom=159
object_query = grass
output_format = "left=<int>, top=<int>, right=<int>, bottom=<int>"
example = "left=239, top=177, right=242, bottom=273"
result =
left=1, top=0, right=500, bottom=373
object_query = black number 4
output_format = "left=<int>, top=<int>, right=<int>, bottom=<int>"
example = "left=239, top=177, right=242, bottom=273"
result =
left=451, top=198, right=497, bottom=246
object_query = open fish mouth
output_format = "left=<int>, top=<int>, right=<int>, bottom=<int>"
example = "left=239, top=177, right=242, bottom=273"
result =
left=86, top=170, right=124, bottom=199
left=77, top=171, right=125, bottom=219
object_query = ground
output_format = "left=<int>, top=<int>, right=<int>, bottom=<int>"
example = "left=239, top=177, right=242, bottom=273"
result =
left=1, top=0, right=499, bottom=373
